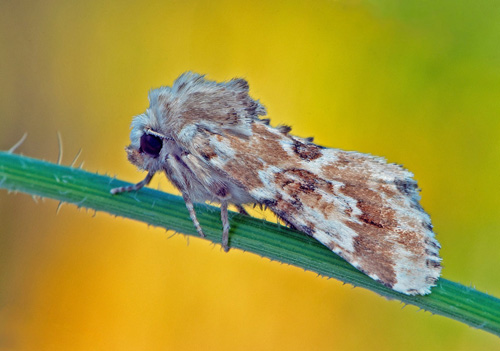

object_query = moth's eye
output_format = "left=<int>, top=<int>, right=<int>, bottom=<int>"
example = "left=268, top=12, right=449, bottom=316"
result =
left=140, top=133, right=163, bottom=158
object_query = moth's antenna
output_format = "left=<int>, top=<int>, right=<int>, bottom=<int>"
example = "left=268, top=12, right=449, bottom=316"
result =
left=8, top=133, right=28, bottom=153
left=145, top=128, right=172, bottom=140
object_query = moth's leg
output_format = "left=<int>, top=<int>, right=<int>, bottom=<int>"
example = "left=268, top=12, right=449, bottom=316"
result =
left=182, top=193, right=205, bottom=238
left=110, top=172, right=154, bottom=195
left=220, top=201, right=230, bottom=252
left=165, top=154, right=206, bottom=239
left=235, top=205, right=249, bottom=216
left=178, top=152, right=232, bottom=250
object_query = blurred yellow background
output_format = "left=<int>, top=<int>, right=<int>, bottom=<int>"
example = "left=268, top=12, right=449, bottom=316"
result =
left=1, top=0, right=500, bottom=350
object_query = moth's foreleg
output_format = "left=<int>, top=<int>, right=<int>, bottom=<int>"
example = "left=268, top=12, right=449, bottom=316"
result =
left=110, top=172, right=154, bottom=195
left=220, top=202, right=230, bottom=252
left=182, top=193, right=205, bottom=238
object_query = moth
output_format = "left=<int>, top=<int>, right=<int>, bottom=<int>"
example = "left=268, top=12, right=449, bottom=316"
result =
left=111, top=72, right=441, bottom=295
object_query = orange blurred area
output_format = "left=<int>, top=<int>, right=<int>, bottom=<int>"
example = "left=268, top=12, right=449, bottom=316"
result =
left=1, top=0, right=500, bottom=350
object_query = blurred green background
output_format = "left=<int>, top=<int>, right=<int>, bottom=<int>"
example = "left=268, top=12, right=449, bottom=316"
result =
left=1, top=0, right=500, bottom=350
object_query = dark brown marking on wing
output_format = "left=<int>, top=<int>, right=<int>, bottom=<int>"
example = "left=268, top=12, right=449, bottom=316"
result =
left=200, top=149, right=217, bottom=161
left=292, top=139, right=322, bottom=161
left=273, top=168, right=343, bottom=221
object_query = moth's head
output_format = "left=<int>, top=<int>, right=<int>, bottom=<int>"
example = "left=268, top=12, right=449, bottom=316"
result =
left=125, top=111, right=170, bottom=172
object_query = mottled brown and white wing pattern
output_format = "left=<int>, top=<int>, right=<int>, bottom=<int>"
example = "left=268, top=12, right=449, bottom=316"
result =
left=191, top=122, right=441, bottom=295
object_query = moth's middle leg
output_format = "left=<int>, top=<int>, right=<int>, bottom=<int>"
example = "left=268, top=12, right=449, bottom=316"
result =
left=182, top=193, right=205, bottom=238
left=219, top=204, right=248, bottom=251
left=211, top=183, right=232, bottom=252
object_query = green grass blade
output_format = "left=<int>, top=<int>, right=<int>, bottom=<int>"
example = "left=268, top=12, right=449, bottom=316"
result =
left=1, top=151, right=499, bottom=336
